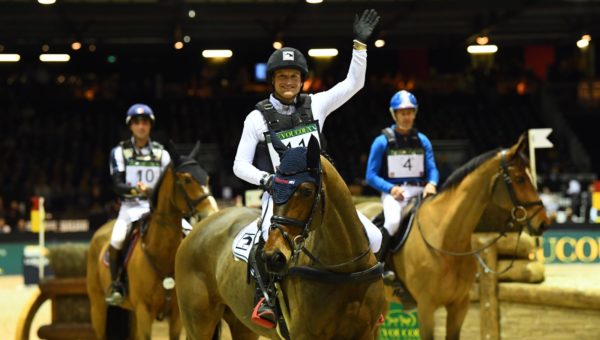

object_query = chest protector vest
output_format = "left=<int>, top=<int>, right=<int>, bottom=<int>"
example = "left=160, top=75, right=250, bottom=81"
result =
left=380, top=128, right=425, bottom=180
left=121, top=140, right=164, bottom=191
left=253, top=94, right=326, bottom=173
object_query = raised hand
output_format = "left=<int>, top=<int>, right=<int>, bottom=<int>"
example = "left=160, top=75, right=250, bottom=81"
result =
left=353, top=9, right=380, bottom=43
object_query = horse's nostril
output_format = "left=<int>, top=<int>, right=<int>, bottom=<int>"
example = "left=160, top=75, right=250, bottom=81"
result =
left=266, top=250, right=286, bottom=272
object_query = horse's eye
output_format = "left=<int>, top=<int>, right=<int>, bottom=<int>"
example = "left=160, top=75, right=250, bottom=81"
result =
left=514, top=176, right=526, bottom=184
left=185, top=178, right=192, bottom=184
left=301, top=188, right=312, bottom=197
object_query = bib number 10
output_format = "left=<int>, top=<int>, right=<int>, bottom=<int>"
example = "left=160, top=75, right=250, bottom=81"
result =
left=137, top=169, right=155, bottom=183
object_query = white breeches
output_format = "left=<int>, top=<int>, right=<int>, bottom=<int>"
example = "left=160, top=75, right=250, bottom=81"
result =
left=381, top=185, right=424, bottom=236
left=110, top=199, right=193, bottom=249
left=259, top=192, right=382, bottom=252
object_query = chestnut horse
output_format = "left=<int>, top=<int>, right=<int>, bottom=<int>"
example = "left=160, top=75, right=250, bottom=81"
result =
left=87, top=142, right=219, bottom=340
left=175, top=136, right=385, bottom=339
left=358, top=134, right=549, bottom=340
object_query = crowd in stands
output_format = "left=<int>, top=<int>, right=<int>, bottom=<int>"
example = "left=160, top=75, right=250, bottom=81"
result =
left=0, top=52, right=596, bottom=233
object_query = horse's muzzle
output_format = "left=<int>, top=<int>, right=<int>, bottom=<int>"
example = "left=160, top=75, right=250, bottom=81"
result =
left=263, top=250, right=287, bottom=274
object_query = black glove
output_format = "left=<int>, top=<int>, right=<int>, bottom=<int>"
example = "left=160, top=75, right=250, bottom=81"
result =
left=259, top=173, right=275, bottom=191
left=353, top=9, right=380, bottom=44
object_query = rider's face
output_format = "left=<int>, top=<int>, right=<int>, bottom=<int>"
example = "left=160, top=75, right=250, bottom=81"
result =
left=272, top=69, right=302, bottom=104
left=394, top=108, right=416, bottom=132
left=129, top=116, right=152, bottom=141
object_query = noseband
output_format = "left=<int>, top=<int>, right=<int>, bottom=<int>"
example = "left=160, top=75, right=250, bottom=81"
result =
left=494, top=150, right=545, bottom=235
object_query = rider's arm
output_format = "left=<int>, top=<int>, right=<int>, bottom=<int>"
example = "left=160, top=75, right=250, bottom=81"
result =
left=365, top=135, right=395, bottom=194
left=419, top=133, right=439, bottom=187
left=310, top=48, right=367, bottom=129
left=233, top=110, right=270, bottom=186
left=109, top=146, right=136, bottom=196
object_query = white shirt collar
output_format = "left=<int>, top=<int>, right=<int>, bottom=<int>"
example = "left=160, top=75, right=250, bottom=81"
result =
left=269, top=94, right=297, bottom=116
left=130, top=137, right=153, bottom=155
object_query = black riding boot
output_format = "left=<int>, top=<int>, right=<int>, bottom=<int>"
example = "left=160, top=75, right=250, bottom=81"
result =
left=105, top=245, right=124, bottom=306
left=376, top=228, right=396, bottom=283
left=376, top=227, right=392, bottom=262
left=248, top=240, right=276, bottom=329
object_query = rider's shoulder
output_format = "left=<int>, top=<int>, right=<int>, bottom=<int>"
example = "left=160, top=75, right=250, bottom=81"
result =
left=150, top=140, right=165, bottom=150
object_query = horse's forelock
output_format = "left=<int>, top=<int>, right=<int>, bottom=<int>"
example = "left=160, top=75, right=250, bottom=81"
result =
left=176, top=156, right=209, bottom=186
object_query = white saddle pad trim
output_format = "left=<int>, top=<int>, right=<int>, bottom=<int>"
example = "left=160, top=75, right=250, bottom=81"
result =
left=232, top=219, right=261, bottom=262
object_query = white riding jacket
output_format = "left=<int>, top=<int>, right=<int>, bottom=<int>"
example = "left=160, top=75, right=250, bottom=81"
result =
left=233, top=48, right=367, bottom=184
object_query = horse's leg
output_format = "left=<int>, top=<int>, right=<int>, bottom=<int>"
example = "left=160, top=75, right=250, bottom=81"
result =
left=417, top=302, right=436, bottom=340
left=87, top=263, right=108, bottom=340
left=177, top=278, right=224, bottom=340
left=89, top=295, right=107, bottom=340
left=169, top=306, right=183, bottom=340
left=133, top=305, right=154, bottom=340
left=445, top=294, right=470, bottom=340
left=223, top=308, right=259, bottom=340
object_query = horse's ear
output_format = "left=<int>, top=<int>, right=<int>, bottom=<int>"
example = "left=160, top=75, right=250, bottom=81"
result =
left=508, top=132, right=528, bottom=161
left=168, top=140, right=181, bottom=167
left=269, top=130, right=288, bottom=156
left=307, top=135, right=320, bottom=170
left=189, top=140, right=201, bottom=160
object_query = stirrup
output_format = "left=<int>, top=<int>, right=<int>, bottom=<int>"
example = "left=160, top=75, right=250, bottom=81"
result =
left=105, top=283, right=124, bottom=306
left=382, top=270, right=396, bottom=284
left=105, top=291, right=124, bottom=306
left=251, top=297, right=276, bottom=329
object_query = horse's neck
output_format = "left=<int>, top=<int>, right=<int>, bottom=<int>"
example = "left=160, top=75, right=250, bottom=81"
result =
left=142, top=170, right=182, bottom=275
left=308, top=159, right=371, bottom=269
left=424, top=158, right=499, bottom=250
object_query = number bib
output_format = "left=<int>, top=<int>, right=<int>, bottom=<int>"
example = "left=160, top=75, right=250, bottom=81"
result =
left=125, top=163, right=161, bottom=189
left=387, top=148, right=424, bottom=178
left=265, top=121, right=320, bottom=169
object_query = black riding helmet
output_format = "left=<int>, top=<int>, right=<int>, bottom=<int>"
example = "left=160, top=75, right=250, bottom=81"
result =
left=266, top=47, right=308, bottom=80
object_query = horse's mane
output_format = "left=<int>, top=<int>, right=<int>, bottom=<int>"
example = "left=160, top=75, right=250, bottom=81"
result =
left=150, top=166, right=168, bottom=211
left=439, top=148, right=500, bottom=193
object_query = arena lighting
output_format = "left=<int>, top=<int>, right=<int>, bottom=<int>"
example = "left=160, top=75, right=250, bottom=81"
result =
left=174, top=41, right=184, bottom=50
left=308, top=48, right=338, bottom=58
left=183, top=35, right=191, bottom=43
left=467, top=44, right=498, bottom=54
left=476, top=36, right=489, bottom=45
left=39, top=54, right=71, bottom=62
left=0, top=54, right=21, bottom=62
left=577, top=35, right=590, bottom=49
left=38, top=0, right=56, bottom=4
left=188, top=10, right=196, bottom=18
left=273, top=41, right=283, bottom=49
left=71, top=42, right=82, bottom=50
left=374, top=39, right=385, bottom=48
left=306, top=0, right=323, bottom=3
left=202, top=49, right=233, bottom=58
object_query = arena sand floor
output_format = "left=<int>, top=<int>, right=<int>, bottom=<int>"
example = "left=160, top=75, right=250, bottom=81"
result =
left=2, top=264, right=599, bottom=339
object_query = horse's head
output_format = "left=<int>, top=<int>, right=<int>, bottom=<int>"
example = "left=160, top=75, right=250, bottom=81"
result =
left=263, top=135, right=322, bottom=275
left=159, top=141, right=218, bottom=221
left=490, top=133, right=550, bottom=236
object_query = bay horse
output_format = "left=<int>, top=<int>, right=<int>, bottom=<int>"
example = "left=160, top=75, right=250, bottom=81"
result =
left=86, top=141, right=219, bottom=340
left=358, top=133, right=550, bottom=340
left=175, top=136, right=385, bottom=340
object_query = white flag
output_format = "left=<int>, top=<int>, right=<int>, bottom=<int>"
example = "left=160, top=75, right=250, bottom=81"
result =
left=529, top=128, right=553, bottom=149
